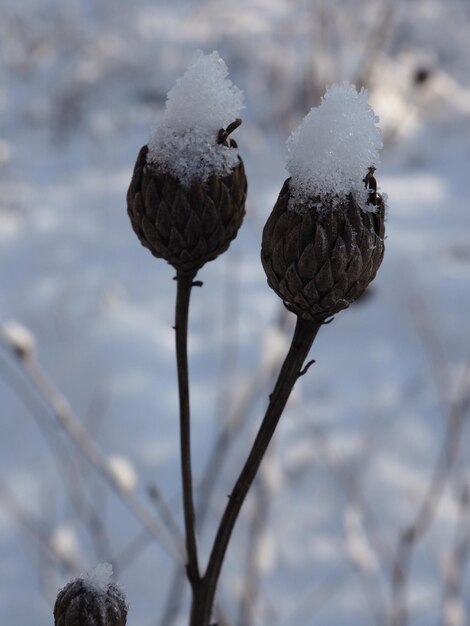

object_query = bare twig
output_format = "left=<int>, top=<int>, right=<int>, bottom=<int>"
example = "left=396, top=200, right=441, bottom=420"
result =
left=0, top=353, right=115, bottom=566
left=111, top=483, right=185, bottom=575
left=197, top=314, right=290, bottom=532
left=390, top=360, right=470, bottom=626
left=0, top=480, right=81, bottom=575
left=112, top=528, right=155, bottom=575
left=147, top=483, right=184, bottom=546
left=0, top=339, right=183, bottom=564
left=440, top=479, right=470, bottom=626
left=237, top=463, right=270, bottom=626
left=353, top=1, right=396, bottom=88
left=286, top=569, right=350, bottom=624
left=289, top=408, right=390, bottom=624
left=213, top=253, right=242, bottom=439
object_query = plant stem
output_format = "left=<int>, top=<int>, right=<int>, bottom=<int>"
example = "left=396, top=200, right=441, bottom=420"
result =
left=192, top=315, right=321, bottom=625
left=175, top=270, right=200, bottom=587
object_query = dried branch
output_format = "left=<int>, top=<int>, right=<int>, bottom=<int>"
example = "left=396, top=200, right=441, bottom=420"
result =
left=237, top=463, right=270, bottom=626
left=0, top=339, right=183, bottom=564
left=0, top=353, right=115, bottom=566
left=440, top=479, right=470, bottom=626
left=0, top=479, right=81, bottom=575
left=390, top=360, right=470, bottom=626
left=288, top=409, right=390, bottom=624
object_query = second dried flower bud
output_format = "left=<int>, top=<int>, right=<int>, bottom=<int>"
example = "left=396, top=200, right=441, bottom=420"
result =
left=261, top=175, right=385, bottom=322
left=261, top=83, right=386, bottom=322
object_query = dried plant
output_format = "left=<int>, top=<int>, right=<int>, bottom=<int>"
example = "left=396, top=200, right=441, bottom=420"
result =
left=122, top=58, right=386, bottom=626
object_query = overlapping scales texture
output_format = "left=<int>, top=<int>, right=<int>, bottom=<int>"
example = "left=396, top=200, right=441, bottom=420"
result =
left=261, top=179, right=385, bottom=322
left=54, top=578, right=127, bottom=626
left=127, top=145, right=247, bottom=273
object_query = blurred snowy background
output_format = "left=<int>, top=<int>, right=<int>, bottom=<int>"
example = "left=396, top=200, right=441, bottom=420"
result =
left=1, top=0, right=470, bottom=624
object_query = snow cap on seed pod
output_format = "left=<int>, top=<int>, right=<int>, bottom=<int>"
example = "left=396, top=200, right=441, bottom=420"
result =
left=261, top=83, right=386, bottom=322
left=54, top=563, right=128, bottom=626
left=127, top=51, right=247, bottom=275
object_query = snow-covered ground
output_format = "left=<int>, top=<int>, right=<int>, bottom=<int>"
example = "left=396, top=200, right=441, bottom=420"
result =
left=1, top=1, right=470, bottom=625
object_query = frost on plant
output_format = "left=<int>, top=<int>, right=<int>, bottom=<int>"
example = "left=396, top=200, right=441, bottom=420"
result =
left=83, top=563, right=115, bottom=593
left=1, top=320, right=36, bottom=359
left=148, top=51, right=244, bottom=187
left=286, top=83, right=383, bottom=212
left=54, top=563, right=128, bottom=626
left=107, top=454, right=137, bottom=492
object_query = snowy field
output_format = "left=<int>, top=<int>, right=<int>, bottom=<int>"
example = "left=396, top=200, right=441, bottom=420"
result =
left=1, top=0, right=470, bottom=625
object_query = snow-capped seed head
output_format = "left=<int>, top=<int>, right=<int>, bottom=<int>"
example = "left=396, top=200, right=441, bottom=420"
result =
left=128, top=51, right=247, bottom=272
left=84, top=563, right=114, bottom=594
left=54, top=564, right=128, bottom=626
left=286, top=83, right=383, bottom=211
left=148, top=50, right=244, bottom=188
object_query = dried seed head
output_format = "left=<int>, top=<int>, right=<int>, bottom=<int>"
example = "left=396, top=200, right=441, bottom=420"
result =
left=54, top=566, right=127, bottom=626
left=261, top=172, right=385, bottom=322
left=127, top=121, right=247, bottom=274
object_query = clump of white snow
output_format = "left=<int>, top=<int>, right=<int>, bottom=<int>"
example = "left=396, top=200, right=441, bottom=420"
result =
left=148, top=51, right=244, bottom=187
left=286, top=83, right=383, bottom=211
left=49, top=524, right=82, bottom=566
left=1, top=320, right=36, bottom=358
left=107, top=454, right=137, bottom=492
left=84, top=563, right=114, bottom=593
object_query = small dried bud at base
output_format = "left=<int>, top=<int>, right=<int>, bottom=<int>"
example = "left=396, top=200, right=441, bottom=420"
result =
left=261, top=178, right=385, bottom=322
left=127, top=142, right=247, bottom=274
left=54, top=577, right=128, bottom=626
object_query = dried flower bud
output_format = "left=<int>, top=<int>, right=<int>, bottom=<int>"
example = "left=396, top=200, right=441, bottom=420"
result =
left=261, top=173, right=385, bottom=322
left=127, top=131, right=247, bottom=274
left=54, top=565, right=127, bottom=626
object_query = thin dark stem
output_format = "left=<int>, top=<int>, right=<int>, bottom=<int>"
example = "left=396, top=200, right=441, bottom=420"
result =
left=159, top=345, right=285, bottom=626
left=175, top=270, right=200, bottom=587
left=192, top=316, right=321, bottom=625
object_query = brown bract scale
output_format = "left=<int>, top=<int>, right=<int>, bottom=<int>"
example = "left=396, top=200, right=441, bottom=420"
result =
left=261, top=176, right=385, bottom=322
left=54, top=578, right=128, bottom=626
left=127, top=142, right=247, bottom=274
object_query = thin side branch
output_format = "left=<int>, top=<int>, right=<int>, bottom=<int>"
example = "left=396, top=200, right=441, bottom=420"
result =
left=194, top=316, right=321, bottom=625
left=440, top=480, right=470, bottom=626
left=390, top=360, right=470, bottom=626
